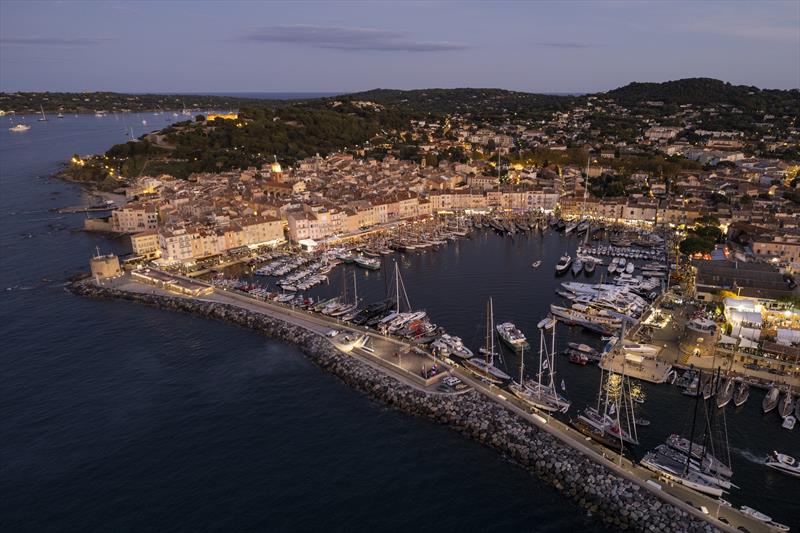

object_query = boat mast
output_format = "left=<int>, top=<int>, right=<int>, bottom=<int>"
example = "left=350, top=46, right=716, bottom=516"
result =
left=537, top=321, right=545, bottom=396
left=490, top=298, right=495, bottom=366
left=549, top=318, right=557, bottom=391
left=685, top=369, right=702, bottom=475
left=353, top=270, right=358, bottom=305
left=519, top=345, right=525, bottom=385
left=395, top=262, right=400, bottom=314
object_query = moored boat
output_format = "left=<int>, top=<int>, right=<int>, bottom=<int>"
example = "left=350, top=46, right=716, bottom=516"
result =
left=763, top=386, right=780, bottom=413
left=740, top=506, right=772, bottom=523
left=496, top=322, right=530, bottom=352
left=777, top=392, right=795, bottom=419
left=555, top=254, right=572, bottom=274
left=733, top=381, right=750, bottom=407
left=716, top=377, right=735, bottom=408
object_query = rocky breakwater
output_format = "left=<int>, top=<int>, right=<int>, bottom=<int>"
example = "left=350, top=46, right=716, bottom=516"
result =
left=72, top=281, right=720, bottom=533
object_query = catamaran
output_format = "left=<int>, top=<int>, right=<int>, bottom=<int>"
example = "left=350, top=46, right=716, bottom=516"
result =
left=463, top=298, right=511, bottom=384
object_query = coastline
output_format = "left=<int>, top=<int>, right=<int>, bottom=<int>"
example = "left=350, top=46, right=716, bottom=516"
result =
left=70, top=279, right=721, bottom=533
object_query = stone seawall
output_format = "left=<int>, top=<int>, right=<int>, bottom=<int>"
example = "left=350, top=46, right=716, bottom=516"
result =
left=71, top=281, right=719, bottom=533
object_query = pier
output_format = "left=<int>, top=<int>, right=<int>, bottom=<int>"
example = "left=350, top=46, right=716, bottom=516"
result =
left=88, top=271, right=777, bottom=533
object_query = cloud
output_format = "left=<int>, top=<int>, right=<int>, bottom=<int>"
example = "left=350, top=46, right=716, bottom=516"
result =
left=535, top=42, right=591, bottom=49
left=241, top=25, right=468, bottom=52
left=0, top=36, right=112, bottom=45
left=680, top=21, right=799, bottom=44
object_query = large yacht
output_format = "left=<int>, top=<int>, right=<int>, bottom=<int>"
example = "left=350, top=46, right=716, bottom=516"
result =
left=496, top=322, right=530, bottom=352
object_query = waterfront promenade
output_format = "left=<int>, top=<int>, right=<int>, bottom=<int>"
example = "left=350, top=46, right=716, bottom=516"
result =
left=98, top=272, right=781, bottom=533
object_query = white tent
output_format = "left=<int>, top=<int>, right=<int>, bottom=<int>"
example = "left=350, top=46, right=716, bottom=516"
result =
left=739, top=337, right=759, bottom=349
left=776, top=328, right=800, bottom=346
left=728, top=309, right=763, bottom=328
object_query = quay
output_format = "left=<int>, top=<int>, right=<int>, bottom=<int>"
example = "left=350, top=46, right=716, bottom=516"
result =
left=75, top=270, right=779, bottom=533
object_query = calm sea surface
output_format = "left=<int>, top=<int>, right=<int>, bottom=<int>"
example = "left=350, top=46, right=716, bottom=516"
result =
left=0, top=113, right=796, bottom=532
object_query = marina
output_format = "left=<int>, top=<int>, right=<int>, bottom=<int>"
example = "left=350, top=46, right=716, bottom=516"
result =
left=202, top=217, right=798, bottom=528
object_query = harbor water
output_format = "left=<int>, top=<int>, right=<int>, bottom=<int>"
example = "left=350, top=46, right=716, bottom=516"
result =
left=1, top=114, right=797, bottom=530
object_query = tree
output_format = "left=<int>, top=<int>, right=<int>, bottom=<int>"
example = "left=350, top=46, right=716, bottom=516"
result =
left=708, top=193, right=728, bottom=205
left=696, top=215, right=720, bottom=226
left=679, top=236, right=715, bottom=255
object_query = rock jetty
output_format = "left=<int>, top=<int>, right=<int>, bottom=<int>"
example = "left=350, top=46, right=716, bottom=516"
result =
left=72, top=281, right=720, bottom=533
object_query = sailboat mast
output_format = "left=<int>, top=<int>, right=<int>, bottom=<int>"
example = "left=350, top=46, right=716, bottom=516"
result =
left=519, top=345, right=525, bottom=385
left=489, top=297, right=495, bottom=365
left=537, top=323, right=544, bottom=387
left=685, top=370, right=702, bottom=475
left=353, top=270, right=358, bottom=305
left=395, top=262, right=400, bottom=314
left=549, top=318, right=557, bottom=388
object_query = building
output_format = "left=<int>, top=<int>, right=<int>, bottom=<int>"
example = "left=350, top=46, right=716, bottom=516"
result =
left=752, top=235, right=800, bottom=268
left=130, top=230, right=160, bottom=259
left=693, top=260, right=797, bottom=302
left=90, top=252, right=122, bottom=279
left=158, top=227, right=194, bottom=262
left=111, top=203, right=158, bottom=233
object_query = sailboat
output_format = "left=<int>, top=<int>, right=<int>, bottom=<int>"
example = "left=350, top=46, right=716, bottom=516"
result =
left=38, top=105, right=48, bottom=122
left=716, top=376, right=735, bottom=408
left=509, top=317, right=571, bottom=413
left=575, top=368, right=638, bottom=447
left=464, top=298, right=511, bottom=384
left=643, top=370, right=735, bottom=497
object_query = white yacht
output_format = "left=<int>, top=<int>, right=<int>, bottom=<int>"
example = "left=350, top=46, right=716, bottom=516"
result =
left=496, top=322, right=530, bottom=352
left=555, top=254, right=572, bottom=274
left=9, top=124, right=30, bottom=132
left=765, top=451, right=800, bottom=477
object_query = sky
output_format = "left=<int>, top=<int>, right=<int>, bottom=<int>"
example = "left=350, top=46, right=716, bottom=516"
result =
left=1, top=0, right=798, bottom=94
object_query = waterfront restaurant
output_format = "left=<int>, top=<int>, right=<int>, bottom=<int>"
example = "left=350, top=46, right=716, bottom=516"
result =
left=713, top=296, right=800, bottom=381
left=131, top=268, right=213, bottom=297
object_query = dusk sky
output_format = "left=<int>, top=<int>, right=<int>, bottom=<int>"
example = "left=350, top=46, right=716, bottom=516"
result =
left=1, top=0, right=798, bottom=93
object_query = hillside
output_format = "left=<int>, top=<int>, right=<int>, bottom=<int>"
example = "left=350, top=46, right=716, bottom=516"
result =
left=336, top=88, right=576, bottom=120
left=606, top=78, right=799, bottom=115
left=0, top=91, right=301, bottom=114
